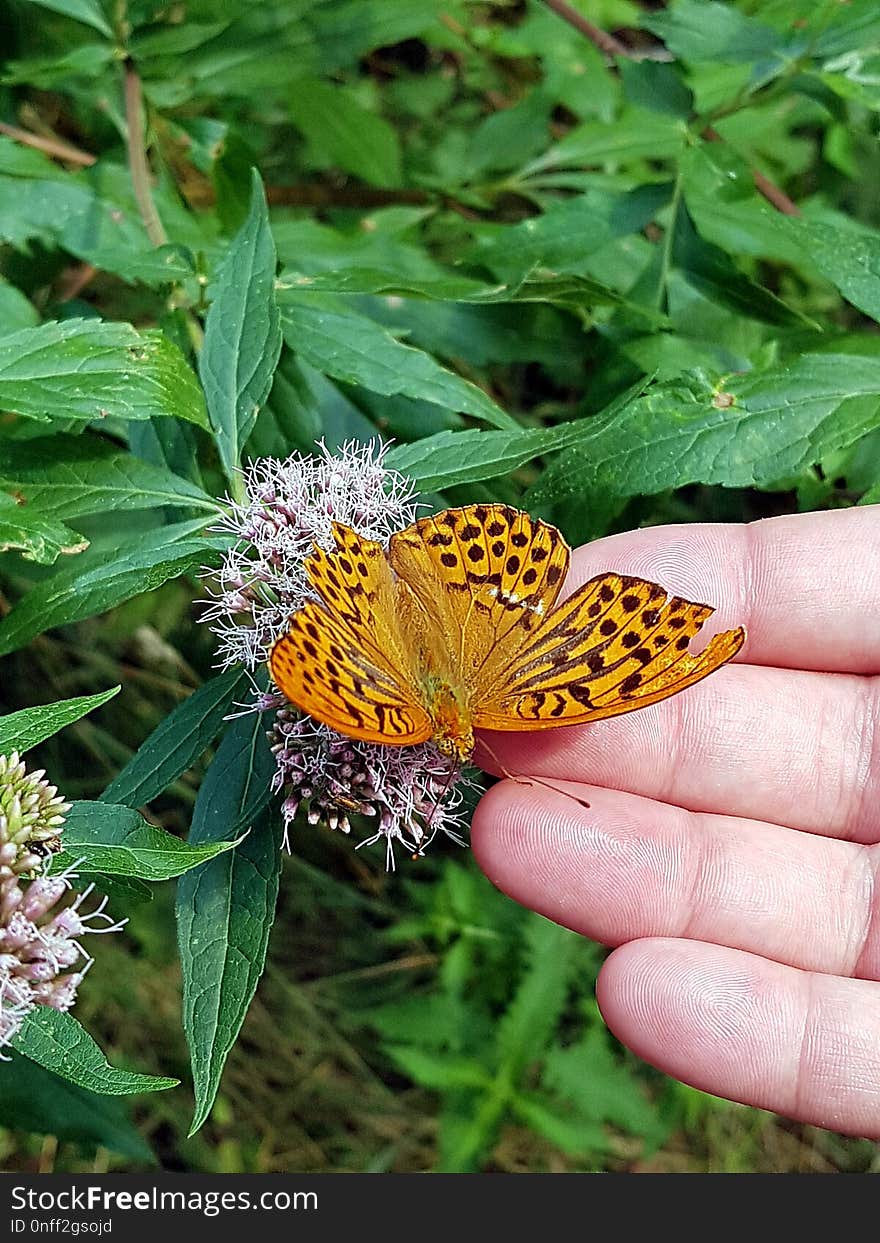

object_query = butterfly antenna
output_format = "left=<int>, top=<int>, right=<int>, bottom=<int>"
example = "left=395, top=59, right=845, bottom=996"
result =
left=475, top=734, right=592, bottom=812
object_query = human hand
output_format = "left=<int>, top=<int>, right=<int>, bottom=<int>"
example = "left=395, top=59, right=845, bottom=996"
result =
left=472, top=505, right=880, bottom=1139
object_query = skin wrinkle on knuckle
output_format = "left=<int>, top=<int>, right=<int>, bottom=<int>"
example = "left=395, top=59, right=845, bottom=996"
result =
left=657, top=689, right=687, bottom=806
left=675, top=809, right=718, bottom=942
left=793, top=977, right=880, bottom=1134
left=845, top=677, right=880, bottom=843
left=792, top=970, right=821, bottom=1123
left=736, top=518, right=761, bottom=652
left=851, top=846, right=880, bottom=981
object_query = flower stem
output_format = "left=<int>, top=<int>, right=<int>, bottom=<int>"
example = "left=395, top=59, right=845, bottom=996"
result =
left=123, top=58, right=168, bottom=248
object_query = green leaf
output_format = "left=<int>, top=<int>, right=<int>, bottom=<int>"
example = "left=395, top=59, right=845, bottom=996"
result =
left=384, top=1047, right=492, bottom=1091
left=496, top=917, right=578, bottom=1076
left=249, top=347, right=323, bottom=456
left=279, top=295, right=516, bottom=429
left=510, top=1092, right=608, bottom=1157
left=25, top=0, right=113, bottom=38
left=199, top=171, right=281, bottom=477
left=529, top=355, right=880, bottom=503
left=0, top=519, right=227, bottom=657
left=521, top=112, right=685, bottom=178
left=128, top=414, right=204, bottom=489
left=0, top=434, right=218, bottom=521
left=384, top=423, right=589, bottom=492
left=543, top=1028, right=666, bottom=1141
left=474, top=186, right=671, bottom=283
left=13, top=1008, right=178, bottom=1095
left=779, top=214, right=880, bottom=324
left=0, top=1057, right=154, bottom=1161
left=620, top=60, right=694, bottom=119
left=0, top=280, right=39, bottom=334
left=176, top=711, right=282, bottom=1135
left=642, top=0, right=791, bottom=64
left=0, top=490, right=88, bottom=564
left=0, top=319, right=209, bottom=429
left=0, top=686, right=120, bottom=754
left=129, top=20, right=230, bottom=59
left=51, top=802, right=244, bottom=880
left=809, top=1, right=880, bottom=57
left=674, top=201, right=809, bottom=327
left=103, top=668, right=248, bottom=809
left=3, top=43, right=115, bottom=89
left=277, top=266, right=643, bottom=315
left=288, top=76, right=402, bottom=185
left=0, top=177, right=195, bottom=288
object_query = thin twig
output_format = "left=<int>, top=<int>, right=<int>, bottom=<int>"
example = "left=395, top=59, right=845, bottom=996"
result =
left=0, top=120, right=96, bottom=167
left=750, top=166, right=802, bottom=216
left=540, top=0, right=800, bottom=215
left=56, top=262, right=99, bottom=302
left=540, top=0, right=631, bottom=57
left=123, top=58, right=168, bottom=247
left=703, top=127, right=801, bottom=216
left=540, top=0, right=673, bottom=61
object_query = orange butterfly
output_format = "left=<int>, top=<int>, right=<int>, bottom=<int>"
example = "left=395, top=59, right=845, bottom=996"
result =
left=269, top=505, right=745, bottom=761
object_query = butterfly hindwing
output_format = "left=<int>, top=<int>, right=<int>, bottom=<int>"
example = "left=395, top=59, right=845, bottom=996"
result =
left=474, top=571, right=745, bottom=729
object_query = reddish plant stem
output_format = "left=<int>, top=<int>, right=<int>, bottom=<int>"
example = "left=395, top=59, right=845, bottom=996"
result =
left=123, top=59, right=168, bottom=247
left=540, top=0, right=801, bottom=216
left=0, top=120, right=96, bottom=167
left=540, top=0, right=632, bottom=57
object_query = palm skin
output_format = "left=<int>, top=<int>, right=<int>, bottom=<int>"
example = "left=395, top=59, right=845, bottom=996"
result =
left=473, top=505, right=880, bottom=1139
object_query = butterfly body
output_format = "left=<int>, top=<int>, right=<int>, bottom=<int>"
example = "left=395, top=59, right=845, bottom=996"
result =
left=420, top=674, right=475, bottom=760
left=269, top=504, right=745, bottom=756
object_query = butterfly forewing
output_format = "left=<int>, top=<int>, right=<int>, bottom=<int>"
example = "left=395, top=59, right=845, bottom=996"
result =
left=269, top=526, right=432, bottom=746
left=389, top=504, right=570, bottom=686
left=474, top=571, right=745, bottom=730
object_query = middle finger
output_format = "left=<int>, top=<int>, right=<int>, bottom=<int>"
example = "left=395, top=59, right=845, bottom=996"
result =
left=477, top=664, right=879, bottom=844
left=472, top=779, right=880, bottom=980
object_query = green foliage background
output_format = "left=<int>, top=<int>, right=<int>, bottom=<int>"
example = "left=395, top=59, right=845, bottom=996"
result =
left=0, top=0, right=879, bottom=1173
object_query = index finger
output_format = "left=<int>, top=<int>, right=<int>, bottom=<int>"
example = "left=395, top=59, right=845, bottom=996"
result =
left=560, top=505, right=880, bottom=674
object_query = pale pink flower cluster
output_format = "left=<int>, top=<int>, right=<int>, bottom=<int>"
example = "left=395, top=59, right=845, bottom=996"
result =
left=0, top=753, right=124, bottom=1052
left=0, top=871, right=124, bottom=1050
left=204, top=440, right=473, bottom=866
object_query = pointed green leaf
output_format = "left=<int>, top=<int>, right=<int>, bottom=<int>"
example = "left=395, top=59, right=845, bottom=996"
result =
left=176, top=711, right=281, bottom=1135
left=0, top=686, right=120, bottom=754
left=385, top=423, right=590, bottom=492
left=288, top=77, right=402, bottom=185
left=13, top=1009, right=178, bottom=1095
left=199, top=171, right=282, bottom=476
left=279, top=295, right=516, bottom=429
left=0, top=434, right=220, bottom=520
left=103, top=668, right=248, bottom=809
left=530, top=355, right=880, bottom=502
left=0, top=520, right=228, bottom=657
left=51, top=802, right=244, bottom=880
left=496, top=917, right=578, bottom=1076
left=0, top=319, right=209, bottom=429
left=26, top=0, right=113, bottom=38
